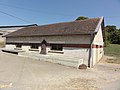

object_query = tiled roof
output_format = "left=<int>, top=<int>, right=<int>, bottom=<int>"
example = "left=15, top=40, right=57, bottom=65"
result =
left=5, top=18, right=102, bottom=37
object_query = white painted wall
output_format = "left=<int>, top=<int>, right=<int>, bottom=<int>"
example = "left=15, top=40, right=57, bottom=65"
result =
left=92, top=25, right=104, bottom=66
left=38, top=46, right=41, bottom=53
left=5, top=44, right=16, bottom=49
left=92, top=48, right=103, bottom=66
left=21, top=45, right=30, bottom=52
left=63, top=47, right=89, bottom=66
left=46, top=46, right=51, bottom=53
left=93, top=26, right=104, bottom=45
left=37, top=47, right=90, bottom=67
left=6, top=35, right=91, bottom=67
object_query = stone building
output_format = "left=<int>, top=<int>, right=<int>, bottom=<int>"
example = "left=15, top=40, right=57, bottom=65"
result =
left=4, top=17, right=105, bottom=68
left=0, top=24, right=37, bottom=43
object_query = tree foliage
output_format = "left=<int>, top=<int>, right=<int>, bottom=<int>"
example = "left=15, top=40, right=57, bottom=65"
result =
left=105, top=25, right=120, bottom=45
left=105, top=25, right=116, bottom=33
left=76, top=16, right=88, bottom=21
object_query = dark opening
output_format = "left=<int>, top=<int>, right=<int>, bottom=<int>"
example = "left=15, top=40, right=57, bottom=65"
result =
left=96, top=45, right=98, bottom=48
left=51, top=44, right=63, bottom=51
left=0, top=33, right=3, bottom=35
left=31, top=44, right=39, bottom=49
left=16, top=44, right=22, bottom=48
left=41, top=40, right=47, bottom=46
left=2, top=49, right=18, bottom=54
left=100, top=45, right=102, bottom=48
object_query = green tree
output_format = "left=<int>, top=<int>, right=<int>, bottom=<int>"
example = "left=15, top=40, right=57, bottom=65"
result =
left=110, top=30, right=120, bottom=44
left=105, top=30, right=110, bottom=46
left=105, top=25, right=120, bottom=44
left=105, top=25, right=116, bottom=33
left=76, top=16, right=88, bottom=21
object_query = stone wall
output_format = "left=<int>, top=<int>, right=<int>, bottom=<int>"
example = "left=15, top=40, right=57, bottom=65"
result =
left=6, top=35, right=91, bottom=44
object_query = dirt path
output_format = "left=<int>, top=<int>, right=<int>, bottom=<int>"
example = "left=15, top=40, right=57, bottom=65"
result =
left=0, top=50, right=120, bottom=90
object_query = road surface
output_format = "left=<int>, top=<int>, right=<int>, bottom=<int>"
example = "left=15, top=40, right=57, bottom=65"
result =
left=0, top=50, right=120, bottom=90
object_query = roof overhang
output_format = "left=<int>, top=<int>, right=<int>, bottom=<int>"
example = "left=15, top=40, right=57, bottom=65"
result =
left=94, top=16, right=104, bottom=33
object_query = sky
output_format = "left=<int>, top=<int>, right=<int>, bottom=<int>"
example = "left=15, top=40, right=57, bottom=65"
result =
left=0, top=0, right=120, bottom=28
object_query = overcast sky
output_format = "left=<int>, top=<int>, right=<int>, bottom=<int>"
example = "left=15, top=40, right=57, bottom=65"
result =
left=0, top=0, right=120, bottom=28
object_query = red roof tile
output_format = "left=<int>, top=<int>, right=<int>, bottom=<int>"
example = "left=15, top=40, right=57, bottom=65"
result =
left=5, top=18, right=101, bottom=37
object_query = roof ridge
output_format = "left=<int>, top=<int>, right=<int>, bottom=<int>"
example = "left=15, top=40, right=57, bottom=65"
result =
left=35, top=17, right=101, bottom=27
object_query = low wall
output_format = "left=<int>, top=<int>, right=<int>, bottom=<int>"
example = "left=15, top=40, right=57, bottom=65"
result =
left=18, top=48, right=89, bottom=68
left=22, top=45, right=30, bottom=52
left=5, top=44, right=16, bottom=49
left=63, top=47, right=90, bottom=66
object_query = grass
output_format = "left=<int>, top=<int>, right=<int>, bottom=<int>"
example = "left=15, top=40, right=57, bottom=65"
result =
left=104, top=44, right=120, bottom=64
left=104, top=44, right=120, bottom=57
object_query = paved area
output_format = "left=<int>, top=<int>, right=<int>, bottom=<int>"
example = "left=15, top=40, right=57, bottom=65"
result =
left=0, top=50, right=120, bottom=90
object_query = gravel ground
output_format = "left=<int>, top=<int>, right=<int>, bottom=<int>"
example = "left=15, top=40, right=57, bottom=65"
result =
left=0, top=50, right=120, bottom=90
